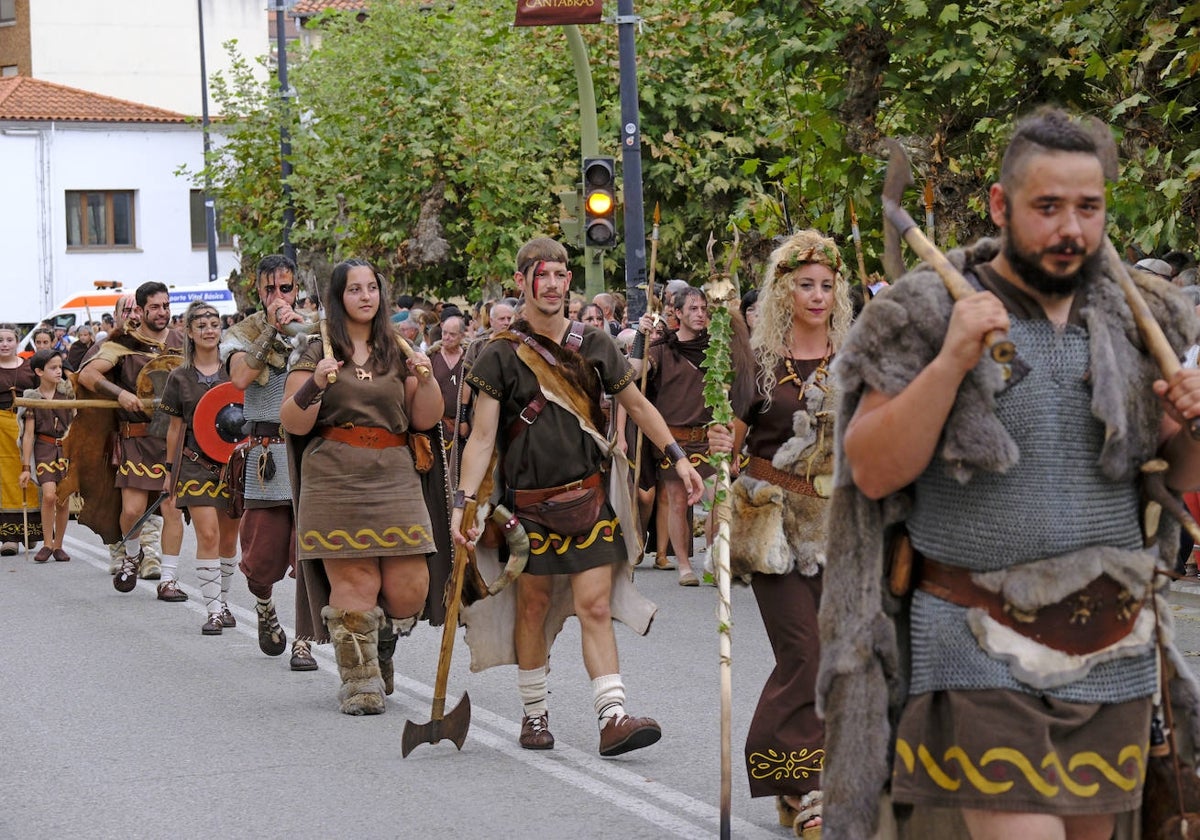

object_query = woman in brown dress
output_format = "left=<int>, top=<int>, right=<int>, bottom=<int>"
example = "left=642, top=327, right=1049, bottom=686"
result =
left=708, top=230, right=851, bottom=839
left=18, top=348, right=74, bottom=562
left=280, top=259, right=442, bottom=715
left=0, top=323, right=40, bottom=555
left=161, top=301, right=241, bottom=635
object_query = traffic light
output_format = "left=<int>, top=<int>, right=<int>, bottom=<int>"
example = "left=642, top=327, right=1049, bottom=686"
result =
left=583, top=157, right=617, bottom=248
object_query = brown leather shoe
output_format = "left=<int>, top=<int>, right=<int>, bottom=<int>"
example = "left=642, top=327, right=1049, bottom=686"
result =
left=219, top=606, right=236, bottom=628
left=289, top=640, right=318, bottom=671
left=51, top=548, right=70, bottom=562
left=599, top=714, right=661, bottom=757
left=519, top=713, right=554, bottom=750
left=201, top=613, right=224, bottom=635
left=255, top=600, right=287, bottom=657
left=34, top=546, right=52, bottom=563
left=113, top=552, right=141, bottom=593
left=155, top=579, right=189, bottom=602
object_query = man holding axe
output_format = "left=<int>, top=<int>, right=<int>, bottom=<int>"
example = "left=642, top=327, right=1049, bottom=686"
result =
left=820, top=107, right=1200, bottom=840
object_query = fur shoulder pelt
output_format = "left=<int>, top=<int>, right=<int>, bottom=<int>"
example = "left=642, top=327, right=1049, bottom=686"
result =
left=816, top=238, right=1200, bottom=840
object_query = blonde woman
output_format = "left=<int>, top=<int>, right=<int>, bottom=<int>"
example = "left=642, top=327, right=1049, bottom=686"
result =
left=708, top=229, right=851, bottom=839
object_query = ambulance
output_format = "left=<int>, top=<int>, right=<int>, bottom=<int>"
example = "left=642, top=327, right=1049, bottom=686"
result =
left=19, top=280, right=239, bottom=354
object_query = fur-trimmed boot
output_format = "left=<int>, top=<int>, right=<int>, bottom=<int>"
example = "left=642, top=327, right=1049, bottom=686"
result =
left=322, top=605, right=386, bottom=716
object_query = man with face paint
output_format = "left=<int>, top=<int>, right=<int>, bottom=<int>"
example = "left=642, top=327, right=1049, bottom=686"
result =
left=455, top=236, right=704, bottom=757
left=821, top=107, right=1200, bottom=840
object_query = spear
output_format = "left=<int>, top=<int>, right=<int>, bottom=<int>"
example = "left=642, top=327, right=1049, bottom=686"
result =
left=630, top=202, right=661, bottom=556
left=848, top=197, right=869, bottom=286
left=924, top=175, right=936, bottom=245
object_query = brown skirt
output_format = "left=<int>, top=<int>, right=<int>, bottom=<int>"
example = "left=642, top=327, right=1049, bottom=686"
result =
left=32, top=438, right=68, bottom=484
left=892, top=689, right=1150, bottom=816
left=745, top=569, right=825, bottom=798
left=116, top=435, right=168, bottom=491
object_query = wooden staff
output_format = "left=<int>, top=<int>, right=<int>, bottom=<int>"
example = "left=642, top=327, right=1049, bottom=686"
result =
left=14, top=397, right=155, bottom=410
left=630, top=202, right=662, bottom=540
left=924, top=175, right=936, bottom=245
left=318, top=311, right=337, bottom=385
left=396, top=334, right=431, bottom=380
left=848, top=197, right=869, bottom=286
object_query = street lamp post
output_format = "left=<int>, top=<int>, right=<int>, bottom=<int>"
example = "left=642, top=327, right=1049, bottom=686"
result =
left=196, top=0, right=219, bottom=282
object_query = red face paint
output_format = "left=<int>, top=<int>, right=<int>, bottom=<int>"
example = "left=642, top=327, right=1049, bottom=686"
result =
left=530, top=260, right=546, bottom=299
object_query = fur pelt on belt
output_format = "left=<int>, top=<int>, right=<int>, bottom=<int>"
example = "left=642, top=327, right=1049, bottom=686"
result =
left=729, top=362, right=836, bottom=579
left=816, top=237, right=1200, bottom=840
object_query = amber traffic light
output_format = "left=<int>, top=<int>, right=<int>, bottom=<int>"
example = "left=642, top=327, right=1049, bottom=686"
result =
left=583, top=157, right=617, bottom=248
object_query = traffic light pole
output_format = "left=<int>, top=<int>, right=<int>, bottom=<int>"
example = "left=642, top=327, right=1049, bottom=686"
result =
left=564, top=25, right=604, bottom=298
left=616, top=0, right=647, bottom=321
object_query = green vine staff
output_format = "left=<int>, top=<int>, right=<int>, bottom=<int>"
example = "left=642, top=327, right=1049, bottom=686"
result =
left=708, top=230, right=850, bottom=839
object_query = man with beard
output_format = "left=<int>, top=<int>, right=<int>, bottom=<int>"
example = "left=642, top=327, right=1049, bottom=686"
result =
left=222, top=254, right=320, bottom=671
left=78, top=281, right=187, bottom=600
left=819, top=107, right=1200, bottom=840
left=638, top=286, right=715, bottom=585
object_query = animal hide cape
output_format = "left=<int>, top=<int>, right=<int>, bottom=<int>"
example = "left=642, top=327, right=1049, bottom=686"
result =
left=816, top=237, right=1200, bottom=840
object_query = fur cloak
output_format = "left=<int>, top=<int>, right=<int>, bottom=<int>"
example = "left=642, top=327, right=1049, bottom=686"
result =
left=817, top=238, right=1200, bottom=840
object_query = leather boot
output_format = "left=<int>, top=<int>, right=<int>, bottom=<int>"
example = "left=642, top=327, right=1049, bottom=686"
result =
left=322, top=606, right=386, bottom=716
left=377, top=618, right=397, bottom=697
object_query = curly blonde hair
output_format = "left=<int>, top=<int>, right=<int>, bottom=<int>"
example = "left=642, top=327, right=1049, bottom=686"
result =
left=752, top=229, right=851, bottom=398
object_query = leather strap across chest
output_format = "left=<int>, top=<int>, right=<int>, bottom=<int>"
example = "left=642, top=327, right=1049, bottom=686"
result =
left=505, top=321, right=586, bottom=444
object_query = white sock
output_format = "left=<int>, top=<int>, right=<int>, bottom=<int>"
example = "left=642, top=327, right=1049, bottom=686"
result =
left=592, top=673, right=626, bottom=729
left=197, top=562, right=221, bottom=615
left=518, top=666, right=549, bottom=717
left=160, top=553, right=180, bottom=583
left=123, top=538, right=140, bottom=558
left=219, top=556, right=236, bottom=603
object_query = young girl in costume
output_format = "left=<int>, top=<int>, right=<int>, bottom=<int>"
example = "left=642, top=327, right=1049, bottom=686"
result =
left=0, top=323, right=39, bottom=555
left=161, top=301, right=241, bottom=635
left=18, top=349, right=74, bottom=562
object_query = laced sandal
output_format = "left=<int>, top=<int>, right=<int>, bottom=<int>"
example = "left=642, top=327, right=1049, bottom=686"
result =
left=793, top=790, right=822, bottom=840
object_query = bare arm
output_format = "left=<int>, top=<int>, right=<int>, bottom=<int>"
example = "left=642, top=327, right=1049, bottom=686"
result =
left=280, top=358, right=340, bottom=436
left=450, top=392, right=499, bottom=545
left=1155, top=369, right=1200, bottom=491
left=19, top=409, right=34, bottom=488
left=844, top=292, right=1009, bottom=499
left=77, top=357, right=143, bottom=413
left=403, top=349, right=443, bottom=431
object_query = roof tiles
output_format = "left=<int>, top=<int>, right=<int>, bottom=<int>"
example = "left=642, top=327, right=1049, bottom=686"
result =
left=0, top=76, right=191, bottom=123
left=291, top=0, right=370, bottom=15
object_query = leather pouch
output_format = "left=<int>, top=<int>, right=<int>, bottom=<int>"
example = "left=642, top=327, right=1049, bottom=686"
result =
left=518, top=485, right=605, bottom=537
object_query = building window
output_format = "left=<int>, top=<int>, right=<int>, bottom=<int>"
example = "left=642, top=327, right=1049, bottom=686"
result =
left=0, top=0, right=14, bottom=24
left=189, top=190, right=233, bottom=248
left=65, top=191, right=136, bottom=249
left=1, top=66, right=17, bottom=77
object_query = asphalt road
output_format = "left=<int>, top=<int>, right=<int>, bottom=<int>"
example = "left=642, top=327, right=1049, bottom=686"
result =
left=6, top=523, right=1200, bottom=840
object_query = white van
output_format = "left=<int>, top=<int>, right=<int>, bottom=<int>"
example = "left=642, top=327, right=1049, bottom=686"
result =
left=19, top=281, right=239, bottom=354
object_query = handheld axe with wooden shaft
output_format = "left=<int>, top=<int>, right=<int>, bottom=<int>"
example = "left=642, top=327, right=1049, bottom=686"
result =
left=880, top=138, right=1016, bottom=366
left=401, top=500, right=474, bottom=757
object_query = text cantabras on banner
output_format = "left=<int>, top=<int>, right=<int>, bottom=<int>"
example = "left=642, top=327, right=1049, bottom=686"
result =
left=514, top=0, right=603, bottom=27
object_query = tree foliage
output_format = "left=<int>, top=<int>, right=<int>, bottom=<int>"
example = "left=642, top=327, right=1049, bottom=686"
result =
left=185, top=0, right=1200, bottom=303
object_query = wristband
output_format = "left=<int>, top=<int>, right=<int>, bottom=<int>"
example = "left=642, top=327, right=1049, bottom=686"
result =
left=453, top=489, right=477, bottom=510
left=631, top=330, right=647, bottom=360
left=664, top=442, right=686, bottom=466
left=293, top=375, right=325, bottom=410
left=244, top=329, right=276, bottom=371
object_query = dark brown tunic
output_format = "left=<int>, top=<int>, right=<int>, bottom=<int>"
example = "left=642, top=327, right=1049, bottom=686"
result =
left=160, top=365, right=230, bottom=509
left=733, top=354, right=830, bottom=799
left=292, top=341, right=436, bottom=562
left=646, top=332, right=714, bottom=480
left=25, top=390, right=73, bottom=485
left=467, top=324, right=636, bottom=575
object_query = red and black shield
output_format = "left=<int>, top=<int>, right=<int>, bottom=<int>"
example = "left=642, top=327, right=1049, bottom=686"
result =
left=193, top=381, right=247, bottom=464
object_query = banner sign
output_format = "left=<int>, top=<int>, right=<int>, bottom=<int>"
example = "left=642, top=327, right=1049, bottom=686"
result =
left=514, top=0, right=602, bottom=27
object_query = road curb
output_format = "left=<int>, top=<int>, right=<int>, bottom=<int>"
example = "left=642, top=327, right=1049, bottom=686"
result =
left=1170, top=579, right=1200, bottom=611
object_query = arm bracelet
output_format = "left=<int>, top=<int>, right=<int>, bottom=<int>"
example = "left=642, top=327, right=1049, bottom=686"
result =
left=631, top=330, right=647, bottom=360
left=664, top=442, right=686, bottom=466
left=244, top=329, right=276, bottom=371
left=292, top=375, right=324, bottom=410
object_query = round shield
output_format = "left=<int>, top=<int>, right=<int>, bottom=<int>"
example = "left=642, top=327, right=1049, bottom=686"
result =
left=193, top=381, right=247, bottom=464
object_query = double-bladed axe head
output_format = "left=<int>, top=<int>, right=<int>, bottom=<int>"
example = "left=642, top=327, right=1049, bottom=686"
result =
left=881, top=138, right=916, bottom=282
left=401, top=692, right=471, bottom=758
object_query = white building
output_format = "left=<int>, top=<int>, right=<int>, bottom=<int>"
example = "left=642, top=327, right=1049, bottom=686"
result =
left=0, top=76, right=239, bottom=325
left=0, top=0, right=270, bottom=115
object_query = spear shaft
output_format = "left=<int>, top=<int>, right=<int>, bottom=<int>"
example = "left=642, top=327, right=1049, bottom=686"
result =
left=848, top=197, right=868, bottom=286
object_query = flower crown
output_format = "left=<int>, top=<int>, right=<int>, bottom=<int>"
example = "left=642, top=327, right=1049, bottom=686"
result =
left=777, top=244, right=844, bottom=275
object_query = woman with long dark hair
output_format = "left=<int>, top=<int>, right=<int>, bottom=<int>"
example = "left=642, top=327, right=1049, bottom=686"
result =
left=281, top=259, right=442, bottom=715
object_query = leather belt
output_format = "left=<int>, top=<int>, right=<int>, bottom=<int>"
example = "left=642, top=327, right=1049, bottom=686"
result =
left=248, top=421, right=280, bottom=438
left=744, top=456, right=820, bottom=498
left=667, top=424, right=707, bottom=444
left=119, top=421, right=150, bottom=439
left=37, top=433, right=65, bottom=446
left=918, top=556, right=1145, bottom=656
left=182, top=446, right=222, bottom=475
left=318, top=424, right=407, bottom=450
left=512, top=471, right=602, bottom=508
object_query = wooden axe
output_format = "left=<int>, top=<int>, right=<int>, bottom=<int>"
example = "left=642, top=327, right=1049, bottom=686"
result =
left=881, top=138, right=1016, bottom=365
left=401, top=501, right=474, bottom=757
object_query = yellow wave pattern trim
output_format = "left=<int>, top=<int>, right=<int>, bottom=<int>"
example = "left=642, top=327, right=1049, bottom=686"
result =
left=897, top=738, right=1146, bottom=799
left=176, top=479, right=227, bottom=499
left=658, top=452, right=712, bottom=471
left=299, top=524, right=433, bottom=553
left=747, top=748, right=825, bottom=782
left=528, top=517, right=619, bottom=555
left=118, top=460, right=167, bottom=479
left=35, top=458, right=69, bottom=476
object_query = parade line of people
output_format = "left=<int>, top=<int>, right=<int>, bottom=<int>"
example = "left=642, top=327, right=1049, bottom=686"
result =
left=7, top=107, right=1200, bottom=840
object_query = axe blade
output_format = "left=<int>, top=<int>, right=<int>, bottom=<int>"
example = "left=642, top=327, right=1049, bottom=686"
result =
left=401, top=692, right=471, bottom=758
left=881, top=138, right=916, bottom=281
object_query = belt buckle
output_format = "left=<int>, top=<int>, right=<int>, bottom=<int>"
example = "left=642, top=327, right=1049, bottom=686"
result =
left=518, top=405, right=538, bottom=425
left=564, top=478, right=583, bottom=492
